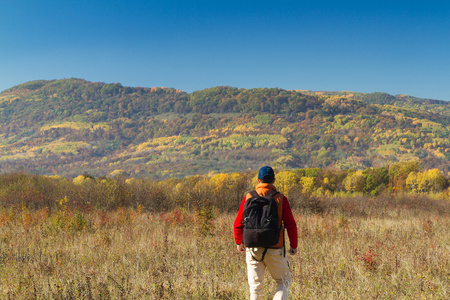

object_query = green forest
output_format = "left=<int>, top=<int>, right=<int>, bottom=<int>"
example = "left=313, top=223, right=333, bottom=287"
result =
left=0, top=78, right=449, bottom=179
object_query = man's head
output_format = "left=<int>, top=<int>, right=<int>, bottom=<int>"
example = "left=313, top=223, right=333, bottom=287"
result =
left=258, top=166, right=275, bottom=183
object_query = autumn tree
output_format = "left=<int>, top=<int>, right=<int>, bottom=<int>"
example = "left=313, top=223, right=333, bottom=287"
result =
left=406, top=169, right=447, bottom=193
left=363, top=167, right=389, bottom=195
left=343, top=170, right=365, bottom=193
left=388, top=161, right=421, bottom=191
left=275, top=170, right=301, bottom=198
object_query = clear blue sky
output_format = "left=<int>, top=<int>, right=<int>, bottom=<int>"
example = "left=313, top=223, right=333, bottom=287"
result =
left=1, top=0, right=449, bottom=100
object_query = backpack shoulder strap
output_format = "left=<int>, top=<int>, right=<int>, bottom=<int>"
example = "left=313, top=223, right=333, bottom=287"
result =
left=248, top=191, right=259, bottom=199
left=265, top=189, right=279, bottom=199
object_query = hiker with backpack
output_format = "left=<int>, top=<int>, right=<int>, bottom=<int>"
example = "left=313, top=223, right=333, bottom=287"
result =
left=234, top=166, right=298, bottom=300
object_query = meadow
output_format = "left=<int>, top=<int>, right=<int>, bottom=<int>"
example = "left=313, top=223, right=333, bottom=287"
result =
left=0, top=190, right=448, bottom=299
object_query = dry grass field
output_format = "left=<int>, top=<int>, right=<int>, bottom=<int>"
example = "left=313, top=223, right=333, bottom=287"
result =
left=0, top=194, right=448, bottom=299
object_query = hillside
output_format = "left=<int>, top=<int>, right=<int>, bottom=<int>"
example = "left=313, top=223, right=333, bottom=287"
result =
left=0, top=78, right=449, bottom=178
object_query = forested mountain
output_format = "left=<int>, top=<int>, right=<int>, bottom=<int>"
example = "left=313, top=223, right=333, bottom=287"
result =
left=0, top=78, right=449, bottom=179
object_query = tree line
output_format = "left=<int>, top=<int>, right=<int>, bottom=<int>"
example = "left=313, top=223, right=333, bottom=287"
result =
left=0, top=162, right=447, bottom=216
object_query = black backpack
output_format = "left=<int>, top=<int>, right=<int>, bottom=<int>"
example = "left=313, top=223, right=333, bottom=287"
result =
left=242, top=190, right=281, bottom=252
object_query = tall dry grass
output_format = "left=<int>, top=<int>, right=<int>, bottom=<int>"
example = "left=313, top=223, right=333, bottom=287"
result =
left=0, top=195, right=448, bottom=299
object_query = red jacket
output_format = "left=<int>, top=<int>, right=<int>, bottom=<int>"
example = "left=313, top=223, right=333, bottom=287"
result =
left=234, top=183, right=298, bottom=249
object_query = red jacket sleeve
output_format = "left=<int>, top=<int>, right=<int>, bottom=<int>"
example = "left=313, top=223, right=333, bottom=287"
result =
left=282, top=197, right=298, bottom=249
left=233, top=196, right=246, bottom=245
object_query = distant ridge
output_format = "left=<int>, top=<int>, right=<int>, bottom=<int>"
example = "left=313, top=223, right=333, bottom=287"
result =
left=0, top=78, right=448, bottom=178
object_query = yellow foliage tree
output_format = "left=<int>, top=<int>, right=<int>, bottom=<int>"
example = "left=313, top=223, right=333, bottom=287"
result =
left=389, top=161, right=421, bottom=191
left=343, top=171, right=365, bottom=193
left=405, top=171, right=420, bottom=192
left=209, top=173, right=229, bottom=194
left=209, top=172, right=248, bottom=210
left=420, top=169, right=447, bottom=192
left=300, top=176, right=315, bottom=193
left=406, top=169, right=447, bottom=193
left=73, top=175, right=93, bottom=186
left=275, top=170, right=300, bottom=198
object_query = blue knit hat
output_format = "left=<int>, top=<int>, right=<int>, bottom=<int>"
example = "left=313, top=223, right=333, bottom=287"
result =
left=258, top=166, right=275, bottom=182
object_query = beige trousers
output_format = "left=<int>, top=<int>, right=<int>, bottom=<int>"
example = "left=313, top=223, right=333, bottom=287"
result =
left=246, top=247, right=291, bottom=300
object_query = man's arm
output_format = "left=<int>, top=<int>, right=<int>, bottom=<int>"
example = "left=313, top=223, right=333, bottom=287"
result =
left=233, top=196, right=247, bottom=246
left=282, top=196, right=298, bottom=250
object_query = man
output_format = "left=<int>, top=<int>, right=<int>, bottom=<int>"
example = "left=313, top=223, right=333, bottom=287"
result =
left=234, top=166, right=298, bottom=300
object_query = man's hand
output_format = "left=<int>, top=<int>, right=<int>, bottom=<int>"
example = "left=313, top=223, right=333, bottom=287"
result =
left=288, top=248, right=297, bottom=255
left=237, top=244, right=246, bottom=253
